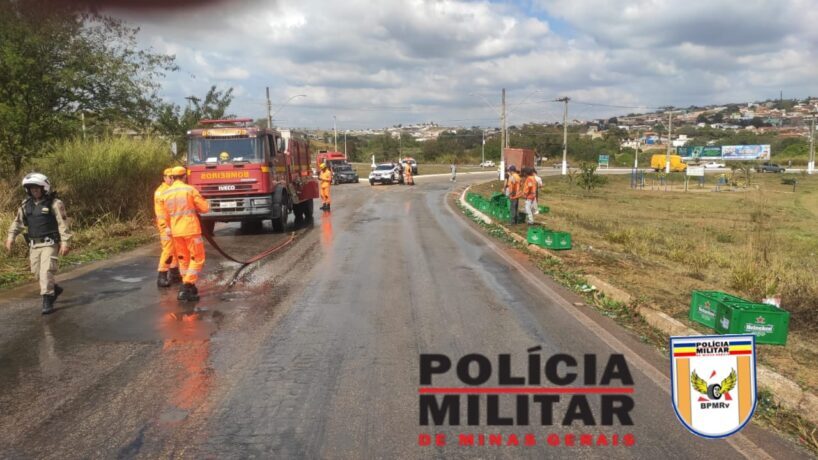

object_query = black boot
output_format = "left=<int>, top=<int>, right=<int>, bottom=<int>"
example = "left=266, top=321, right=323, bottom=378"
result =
left=53, top=284, right=63, bottom=300
left=177, top=283, right=199, bottom=302
left=325, top=204, right=331, bottom=212
left=157, top=271, right=171, bottom=288
left=41, top=295, right=56, bottom=315
left=169, top=267, right=182, bottom=284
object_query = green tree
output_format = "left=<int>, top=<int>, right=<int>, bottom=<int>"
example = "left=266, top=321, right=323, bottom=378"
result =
left=154, top=86, right=234, bottom=156
left=0, top=0, right=177, bottom=173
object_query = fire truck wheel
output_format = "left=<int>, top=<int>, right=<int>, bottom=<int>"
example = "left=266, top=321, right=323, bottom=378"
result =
left=272, top=200, right=288, bottom=232
left=202, top=220, right=215, bottom=236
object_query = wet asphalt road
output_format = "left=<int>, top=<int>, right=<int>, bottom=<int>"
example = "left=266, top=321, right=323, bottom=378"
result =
left=0, top=173, right=810, bottom=459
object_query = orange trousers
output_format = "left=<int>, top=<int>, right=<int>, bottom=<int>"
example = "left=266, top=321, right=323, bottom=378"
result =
left=157, top=233, right=178, bottom=272
left=320, top=184, right=331, bottom=205
left=173, top=235, right=205, bottom=284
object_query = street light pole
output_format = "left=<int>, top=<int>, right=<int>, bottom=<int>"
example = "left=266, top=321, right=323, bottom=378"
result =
left=665, top=109, right=673, bottom=174
left=808, top=116, right=815, bottom=174
left=481, top=129, right=485, bottom=165
left=344, top=130, right=348, bottom=158
left=557, top=97, right=570, bottom=175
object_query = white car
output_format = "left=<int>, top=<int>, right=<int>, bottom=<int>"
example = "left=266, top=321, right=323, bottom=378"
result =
left=369, top=163, right=402, bottom=185
left=703, top=161, right=726, bottom=169
left=480, top=161, right=495, bottom=168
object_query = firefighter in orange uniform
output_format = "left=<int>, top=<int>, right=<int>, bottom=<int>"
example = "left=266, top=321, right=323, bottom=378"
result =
left=319, top=163, right=332, bottom=211
left=507, top=165, right=522, bottom=224
left=154, top=168, right=181, bottom=288
left=404, top=161, right=414, bottom=185
left=159, top=166, right=210, bottom=302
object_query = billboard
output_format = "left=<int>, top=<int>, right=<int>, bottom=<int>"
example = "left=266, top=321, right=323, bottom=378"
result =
left=677, top=146, right=722, bottom=159
left=722, top=145, right=770, bottom=161
left=676, top=145, right=771, bottom=161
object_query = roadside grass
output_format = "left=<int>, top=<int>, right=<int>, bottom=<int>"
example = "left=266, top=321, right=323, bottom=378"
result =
left=470, top=172, right=818, bottom=396
left=459, top=184, right=818, bottom=456
left=0, top=211, right=155, bottom=290
left=0, top=136, right=172, bottom=290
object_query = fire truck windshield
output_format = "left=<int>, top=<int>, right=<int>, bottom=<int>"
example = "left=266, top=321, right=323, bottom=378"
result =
left=187, top=137, right=263, bottom=164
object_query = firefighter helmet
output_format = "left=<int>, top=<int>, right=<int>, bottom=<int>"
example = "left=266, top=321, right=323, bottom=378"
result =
left=171, top=166, right=187, bottom=176
left=163, top=168, right=173, bottom=176
left=22, top=172, right=51, bottom=194
left=219, top=151, right=230, bottom=162
left=320, top=162, right=328, bottom=170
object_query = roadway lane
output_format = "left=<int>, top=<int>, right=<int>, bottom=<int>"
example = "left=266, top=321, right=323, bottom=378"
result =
left=0, top=173, right=809, bottom=458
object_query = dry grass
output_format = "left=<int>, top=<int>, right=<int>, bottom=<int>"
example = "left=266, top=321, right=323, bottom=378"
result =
left=472, top=172, right=818, bottom=393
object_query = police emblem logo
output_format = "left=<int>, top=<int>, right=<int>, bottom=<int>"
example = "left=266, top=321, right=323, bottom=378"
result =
left=670, top=334, right=757, bottom=438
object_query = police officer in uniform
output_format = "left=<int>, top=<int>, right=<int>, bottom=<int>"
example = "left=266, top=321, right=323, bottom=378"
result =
left=5, top=173, right=72, bottom=314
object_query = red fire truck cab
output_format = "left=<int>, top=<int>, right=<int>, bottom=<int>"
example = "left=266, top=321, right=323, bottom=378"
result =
left=186, top=119, right=319, bottom=233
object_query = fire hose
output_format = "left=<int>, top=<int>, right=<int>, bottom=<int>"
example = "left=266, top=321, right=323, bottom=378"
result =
left=202, top=230, right=297, bottom=287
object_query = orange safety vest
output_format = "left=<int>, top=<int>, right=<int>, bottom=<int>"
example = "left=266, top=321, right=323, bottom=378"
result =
left=159, top=180, right=210, bottom=237
left=508, top=172, right=522, bottom=199
left=522, top=175, right=537, bottom=200
left=319, top=169, right=332, bottom=188
left=153, top=182, right=170, bottom=232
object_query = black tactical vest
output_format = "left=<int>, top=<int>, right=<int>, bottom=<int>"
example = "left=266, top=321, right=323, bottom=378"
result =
left=22, top=197, right=60, bottom=242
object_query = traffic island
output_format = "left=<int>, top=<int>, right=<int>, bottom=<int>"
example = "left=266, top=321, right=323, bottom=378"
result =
left=458, top=184, right=818, bottom=433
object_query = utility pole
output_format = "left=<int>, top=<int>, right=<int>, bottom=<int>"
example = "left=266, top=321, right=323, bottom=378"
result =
left=809, top=115, right=816, bottom=175
left=481, top=129, right=485, bottom=165
left=633, top=131, right=641, bottom=169
left=558, top=97, right=570, bottom=175
left=266, top=87, right=273, bottom=128
left=500, top=88, right=507, bottom=180
left=81, top=112, right=86, bottom=140
left=344, top=131, right=348, bottom=158
left=665, top=109, right=673, bottom=174
left=333, top=115, right=337, bottom=151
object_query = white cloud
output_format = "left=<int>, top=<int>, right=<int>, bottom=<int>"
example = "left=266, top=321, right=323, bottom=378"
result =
left=109, top=0, right=818, bottom=128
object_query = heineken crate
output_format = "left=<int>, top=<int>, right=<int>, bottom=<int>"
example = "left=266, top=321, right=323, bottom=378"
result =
left=490, top=192, right=509, bottom=207
left=477, top=200, right=491, bottom=213
left=466, top=192, right=480, bottom=205
left=689, top=290, right=754, bottom=329
left=714, top=301, right=790, bottom=345
left=542, top=231, right=572, bottom=250
left=538, top=205, right=550, bottom=214
left=527, top=226, right=549, bottom=246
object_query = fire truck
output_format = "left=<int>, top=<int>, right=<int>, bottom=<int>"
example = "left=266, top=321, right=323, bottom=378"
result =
left=185, top=119, right=319, bottom=234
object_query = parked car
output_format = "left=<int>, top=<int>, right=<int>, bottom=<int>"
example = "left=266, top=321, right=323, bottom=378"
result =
left=369, top=163, right=402, bottom=185
left=331, top=163, right=359, bottom=184
left=480, top=160, right=495, bottom=168
left=703, top=161, right=726, bottom=169
left=755, top=162, right=786, bottom=173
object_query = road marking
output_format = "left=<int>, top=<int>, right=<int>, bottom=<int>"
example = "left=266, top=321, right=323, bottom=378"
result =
left=445, top=190, right=772, bottom=460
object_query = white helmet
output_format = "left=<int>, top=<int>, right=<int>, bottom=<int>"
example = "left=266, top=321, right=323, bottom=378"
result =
left=22, top=172, right=51, bottom=194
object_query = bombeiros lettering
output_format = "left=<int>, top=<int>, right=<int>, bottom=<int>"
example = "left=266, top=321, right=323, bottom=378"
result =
left=201, top=171, right=250, bottom=180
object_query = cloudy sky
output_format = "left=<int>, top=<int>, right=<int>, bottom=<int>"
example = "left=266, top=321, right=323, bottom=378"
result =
left=110, top=0, right=818, bottom=129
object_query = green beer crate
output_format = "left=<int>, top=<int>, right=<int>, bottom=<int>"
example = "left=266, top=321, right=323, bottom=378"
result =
left=689, top=290, right=753, bottom=329
left=714, top=301, right=790, bottom=345
left=490, top=192, right=509, bottom=207
left=527, top=226, right=549, bottom=246
left=542, top=231, right=572, bottom=250
left=477, top=200, right=491, bottom=213
left=466, top=192, right=480, bottom=205
left=538, top=205, right=550, bottom=214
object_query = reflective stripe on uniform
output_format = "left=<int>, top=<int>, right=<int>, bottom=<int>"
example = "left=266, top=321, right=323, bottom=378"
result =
left=170, top=209, right=197, bottom=218
left=160, top=186, right=194, bottom=196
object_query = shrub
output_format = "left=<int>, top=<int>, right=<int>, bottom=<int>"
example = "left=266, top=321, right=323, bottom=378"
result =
left=577, top=162, right=608, bottom=191
left=34, top=137, right=174, bottom=225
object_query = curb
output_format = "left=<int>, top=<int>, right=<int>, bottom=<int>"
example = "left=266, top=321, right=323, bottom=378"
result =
left=458, top=184, right=818, bottom=426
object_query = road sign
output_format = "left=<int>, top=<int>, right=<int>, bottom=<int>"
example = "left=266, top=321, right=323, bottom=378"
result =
left=687, top=166, right=705, bottom=177
left=599, top=154, right=609, bottom=167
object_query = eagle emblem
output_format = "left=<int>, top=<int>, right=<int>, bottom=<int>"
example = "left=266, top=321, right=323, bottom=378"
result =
left=691, top=369, right=736, bottom=400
